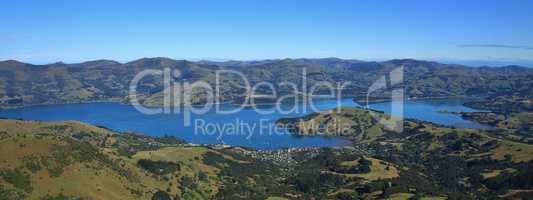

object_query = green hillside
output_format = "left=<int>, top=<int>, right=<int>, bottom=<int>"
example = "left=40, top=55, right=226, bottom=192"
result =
left=2, top=105, right=533, bottom=199
left=1, top=58, right=532, bottom=108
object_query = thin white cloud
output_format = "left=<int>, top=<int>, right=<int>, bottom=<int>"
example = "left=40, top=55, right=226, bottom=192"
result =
left=458, top=44, right=533, bottom=50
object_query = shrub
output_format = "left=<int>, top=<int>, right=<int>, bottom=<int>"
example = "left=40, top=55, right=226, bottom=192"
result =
left=0, top=169, right=32, bottom=192
left=137, top=159, right=180, bottom=175
left=151, top=191, right=172, bottom=200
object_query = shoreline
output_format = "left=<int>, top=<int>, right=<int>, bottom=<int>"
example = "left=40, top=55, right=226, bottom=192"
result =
left=353, top=95, right=482, bottom=104
left=0, top=96, right=495, bottom=150
left=1, top=95, right=484, bottom=110
left=0, top=117, right=353, bottom=151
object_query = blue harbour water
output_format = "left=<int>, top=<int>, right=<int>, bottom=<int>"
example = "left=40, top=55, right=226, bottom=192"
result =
left=0, top=99, right=486, bottom=150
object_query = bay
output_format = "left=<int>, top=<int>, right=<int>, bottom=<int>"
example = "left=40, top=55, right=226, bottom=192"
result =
left=0, top=98, right=486, bottom=150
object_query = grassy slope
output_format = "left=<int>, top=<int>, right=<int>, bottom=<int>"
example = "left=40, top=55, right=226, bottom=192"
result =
left=278, top=107, right=533, bottom=198
left=2, top=106, right=533, bottom=199
left=327, top=157, right=399, bottom=181
left=0, top=120, right=224, bottom=200
left=280, top=107, right=533, bottom=164
left=2, top=58, right=532, bottom=108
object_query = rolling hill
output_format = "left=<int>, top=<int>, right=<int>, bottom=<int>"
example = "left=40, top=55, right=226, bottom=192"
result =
left=2, top=106, right=533, bottom=199
left=1, top=58, right=532, bottom=108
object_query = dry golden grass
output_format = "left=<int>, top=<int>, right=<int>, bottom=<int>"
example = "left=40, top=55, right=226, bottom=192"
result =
left=385, top=192, right=414, bottom=200
left=132, top=146, right=222, bottom=197
left=29, top=162, right=140, bottom=200
left=354, top=158, right=399, bottom=181
left=0, top=119, right=113, bottom=138
left=491, top=140, right=533, bottom=162
left=482, top=168, right=517, bottom=179
left=416, top=121, right=533, bottom=163
left=0, top=119, right=222, bottom=199
left=330, top=157, right=399, bottom=181
left=0, top=139, right=156, bottom=199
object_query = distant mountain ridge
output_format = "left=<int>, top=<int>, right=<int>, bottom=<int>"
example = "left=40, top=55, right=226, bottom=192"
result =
left=196, top=57, right=365, bottom=67
left=6, top=57, right=532, bottom=68
left=0, top=57, right=532, bottom=108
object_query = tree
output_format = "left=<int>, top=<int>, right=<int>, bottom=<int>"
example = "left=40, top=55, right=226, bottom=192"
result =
left=151, top=191, right=172, bottom=200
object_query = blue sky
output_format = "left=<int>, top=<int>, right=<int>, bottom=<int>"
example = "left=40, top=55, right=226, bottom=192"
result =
left=1, top=0, right=532, bottom=65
